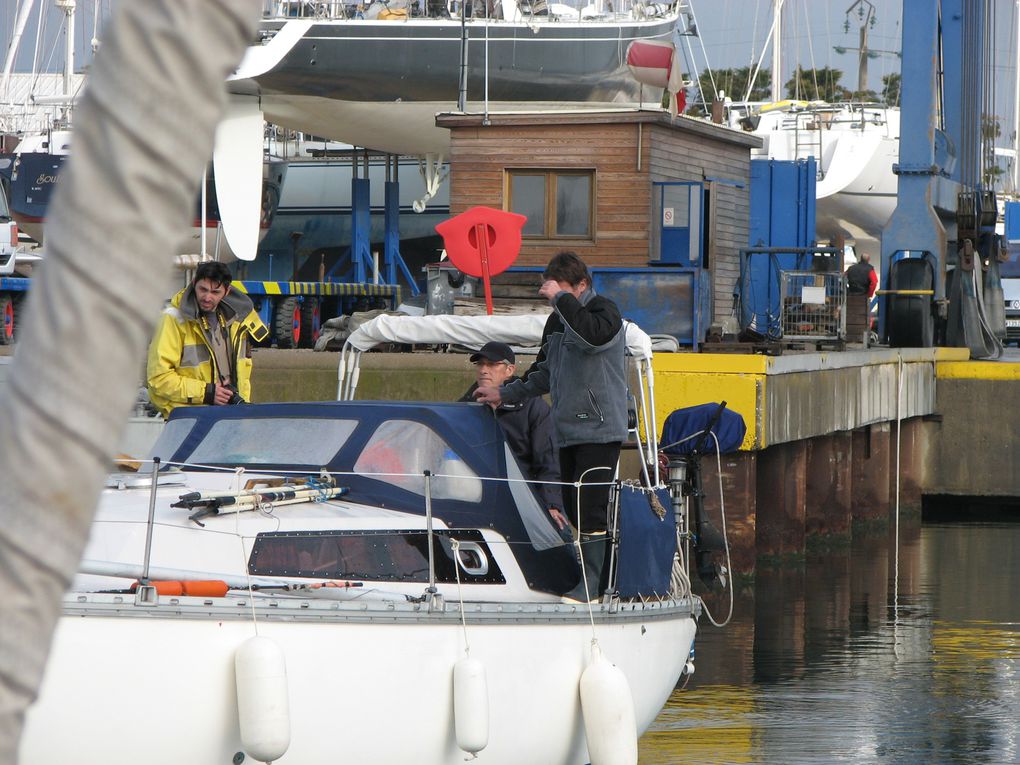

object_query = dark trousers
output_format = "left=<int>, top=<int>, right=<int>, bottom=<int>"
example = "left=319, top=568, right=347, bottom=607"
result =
left=559, top=442, right=621, bottom=534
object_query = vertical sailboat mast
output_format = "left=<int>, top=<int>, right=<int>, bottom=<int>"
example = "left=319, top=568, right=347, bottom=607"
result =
left=770, top=0, right=783, bottom=103
left=1013, top=0, right=1020, bottom=194
left=0, top=0, right=40, bottom=105
left=57, top=0, right=76, bottom=126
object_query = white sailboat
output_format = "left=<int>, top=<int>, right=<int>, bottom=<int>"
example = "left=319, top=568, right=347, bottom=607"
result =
left=19, top=315, right=704, bottom=765
left=725, top=0, right=900, bottom=260
left=732, top=99, right=900, bottom=257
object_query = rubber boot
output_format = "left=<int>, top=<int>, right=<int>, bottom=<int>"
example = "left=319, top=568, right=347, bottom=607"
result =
left=563, top=533, right=608, bottom=602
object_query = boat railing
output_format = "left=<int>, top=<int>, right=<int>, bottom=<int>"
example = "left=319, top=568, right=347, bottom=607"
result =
left=261, top=0, right=670, bottom=22
left=96, top=457, right=691, bottom=605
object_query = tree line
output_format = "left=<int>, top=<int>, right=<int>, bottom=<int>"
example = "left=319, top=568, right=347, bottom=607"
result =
left=686, top=66, right=901, bottom=114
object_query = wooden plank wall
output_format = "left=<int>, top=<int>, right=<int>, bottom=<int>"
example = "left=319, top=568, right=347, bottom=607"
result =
left=448, top=118, right=752, bottom=327
left=648, top=125, right=751, bottom=327
left=447, top=122, right=650, bottom=268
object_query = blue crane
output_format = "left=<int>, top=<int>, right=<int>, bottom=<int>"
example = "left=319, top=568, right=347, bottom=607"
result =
left=880, top=0, right=1005, bottom=356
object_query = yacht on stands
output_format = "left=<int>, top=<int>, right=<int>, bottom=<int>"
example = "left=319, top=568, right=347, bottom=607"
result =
left=1, top=0, right=288, bottom=261
left=228, top=0, right=683, bottom=158
left=728, top=99, right=900, bottom=259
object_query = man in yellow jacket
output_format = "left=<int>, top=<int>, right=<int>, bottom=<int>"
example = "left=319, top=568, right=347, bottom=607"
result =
left=146, top=261, right=268, bottom=419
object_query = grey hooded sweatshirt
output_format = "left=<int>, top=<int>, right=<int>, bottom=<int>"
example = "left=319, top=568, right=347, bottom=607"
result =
left=499, top=288, right=628, bottom=447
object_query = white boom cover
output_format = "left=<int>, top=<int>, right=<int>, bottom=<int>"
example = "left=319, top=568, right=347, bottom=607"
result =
left=344, top=313, right=653, bottom=361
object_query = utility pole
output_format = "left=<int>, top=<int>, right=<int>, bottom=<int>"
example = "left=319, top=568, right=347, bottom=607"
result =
left=834, top=0, right=899, bottom=100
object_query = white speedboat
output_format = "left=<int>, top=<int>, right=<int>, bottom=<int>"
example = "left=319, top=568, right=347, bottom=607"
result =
left=20, top=316, right=700, bottom=765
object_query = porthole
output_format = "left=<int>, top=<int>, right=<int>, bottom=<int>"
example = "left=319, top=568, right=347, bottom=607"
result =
left=455, top=541, right=489, bottom=576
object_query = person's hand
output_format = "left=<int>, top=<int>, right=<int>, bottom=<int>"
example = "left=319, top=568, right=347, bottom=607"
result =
left=539, top=280, right=563, bottom=302
left=212, top=383, right=234, bottom=405
left=473, top=385, right=502, bottom=406
left=548, top=507, right=569, bottom=530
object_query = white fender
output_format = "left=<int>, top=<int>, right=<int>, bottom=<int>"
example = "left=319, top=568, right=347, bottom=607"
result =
left=235, top=636, right=291, bottom=763
left=579, top=643, right=637, bottom=765
left=453, top=656, right=489, bottom=754
left=213, top=96, right=263, bottom=261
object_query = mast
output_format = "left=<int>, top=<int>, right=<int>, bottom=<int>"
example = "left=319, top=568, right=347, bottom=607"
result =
left=56, top=0, right=76, bottom=124
left=1014, top=0, right=1020, bottom=193
left=1, top=0, right=40, bottom=103
left=771, top=0, right=784, bottom=102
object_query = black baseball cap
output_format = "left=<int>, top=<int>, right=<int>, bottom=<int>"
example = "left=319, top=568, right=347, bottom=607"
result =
left=470, top=341, right=515, bottom=364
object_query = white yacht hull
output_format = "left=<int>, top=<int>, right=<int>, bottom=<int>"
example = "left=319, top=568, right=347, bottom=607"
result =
left=230, top=14, right=678, bottom=156
left=746, top=102, right=900, bottom=256
left=23, top=597, right=696, bottom=764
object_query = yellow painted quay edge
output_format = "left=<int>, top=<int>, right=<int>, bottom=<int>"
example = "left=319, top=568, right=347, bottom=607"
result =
left=652, top=354, right=766, bottom=451
left=651, top=347, right=978, bottom=452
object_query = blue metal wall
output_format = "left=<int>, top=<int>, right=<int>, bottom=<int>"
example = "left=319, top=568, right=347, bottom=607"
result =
left=740, top=158, right=817, bottom=335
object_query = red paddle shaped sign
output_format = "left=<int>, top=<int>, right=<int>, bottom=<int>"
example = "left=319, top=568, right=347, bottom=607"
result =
left=435, top=206, right=527, bottom=314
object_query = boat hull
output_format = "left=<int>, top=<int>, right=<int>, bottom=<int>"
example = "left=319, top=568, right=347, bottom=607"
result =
left=22, top=596, right=696, bottom=764
left=234, top=16, right=678, bottom=154
left=1, top=151, right=287, bottom=259
left=746, top=102, right=900, bottom=262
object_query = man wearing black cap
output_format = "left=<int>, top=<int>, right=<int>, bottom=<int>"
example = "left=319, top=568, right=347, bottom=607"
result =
left=460, top=341, right=569, bottom=534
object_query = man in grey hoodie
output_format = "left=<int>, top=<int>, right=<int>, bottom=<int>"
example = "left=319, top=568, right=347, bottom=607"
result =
left=474, top=251, right=627, bottom=599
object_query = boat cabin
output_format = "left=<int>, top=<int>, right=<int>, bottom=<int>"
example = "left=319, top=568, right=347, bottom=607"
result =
left=435, top=109, right=762, bottom=336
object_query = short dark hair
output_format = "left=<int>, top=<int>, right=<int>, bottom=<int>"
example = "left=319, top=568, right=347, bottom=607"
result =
left=543, top=251, right=591, bottom=288
left=194, top=261, right=233, bottom=288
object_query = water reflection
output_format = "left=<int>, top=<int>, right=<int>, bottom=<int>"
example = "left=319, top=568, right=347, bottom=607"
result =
left=640, top=521, right=1020, bottom=764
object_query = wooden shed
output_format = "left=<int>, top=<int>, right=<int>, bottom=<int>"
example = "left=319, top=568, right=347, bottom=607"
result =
left=435, top=109, right=762, bottom=329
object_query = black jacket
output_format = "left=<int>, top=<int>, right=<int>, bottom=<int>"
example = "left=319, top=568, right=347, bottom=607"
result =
left=460, top=380, right=563, bottom=511
left=847, top=261, right=876, bottom=296
left=500, top=289, right=628, bottom=447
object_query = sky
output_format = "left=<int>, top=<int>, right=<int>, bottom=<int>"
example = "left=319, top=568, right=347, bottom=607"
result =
left=682, top=0, right=1020, bottom=143
left=687, top=0, right=905, bottom=96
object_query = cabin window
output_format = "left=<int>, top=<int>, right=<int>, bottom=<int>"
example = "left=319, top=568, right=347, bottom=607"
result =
left=504, top=444, right=567, bottom=551
left=188, top=418, right=358, bottom=465
left=353, top=420, right=483, bottom=502
left=149, top=417, right=195, bottom=462
left=507, top=169, right=595, bottom=240
left=248, top=529, right=505, bottom=584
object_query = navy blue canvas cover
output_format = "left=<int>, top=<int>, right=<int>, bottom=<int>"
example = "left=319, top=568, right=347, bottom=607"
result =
left=156, top=401, right=580, bottom=594
left=615, top=485, right=676, bottom=598
left=659, top=403, right=746, bottom=455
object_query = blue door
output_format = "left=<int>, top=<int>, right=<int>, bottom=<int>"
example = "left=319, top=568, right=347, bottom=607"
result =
left=654, top=182, right=703, bottom=265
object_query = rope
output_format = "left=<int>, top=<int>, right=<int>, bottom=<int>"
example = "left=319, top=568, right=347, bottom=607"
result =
left=696, top=432, right=734, bottom=628
left=451, top=539, right=471, bottom=657
left=573, top=465, right=611, bottom=641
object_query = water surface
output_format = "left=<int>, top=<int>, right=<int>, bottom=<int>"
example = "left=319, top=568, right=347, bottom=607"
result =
left=640, top=521, right=1020, bottom=764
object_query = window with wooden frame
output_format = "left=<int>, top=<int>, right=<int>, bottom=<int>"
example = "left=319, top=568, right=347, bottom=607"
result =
left=506, top=169, right=595, bottom=240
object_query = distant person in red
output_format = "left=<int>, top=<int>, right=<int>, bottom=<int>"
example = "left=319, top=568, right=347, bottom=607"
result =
left=846, top=252, right=878, bottom=298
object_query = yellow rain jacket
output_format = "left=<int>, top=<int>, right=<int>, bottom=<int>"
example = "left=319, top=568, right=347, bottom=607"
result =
left=146, top=284, right=268, bottom=419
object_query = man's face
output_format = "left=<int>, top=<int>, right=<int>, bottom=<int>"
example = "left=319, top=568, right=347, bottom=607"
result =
left=475, top=358, right=514, bottom=389
left=555, top=278, right=588, bottom=299
left=195, top=278, right=229, bottom=313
